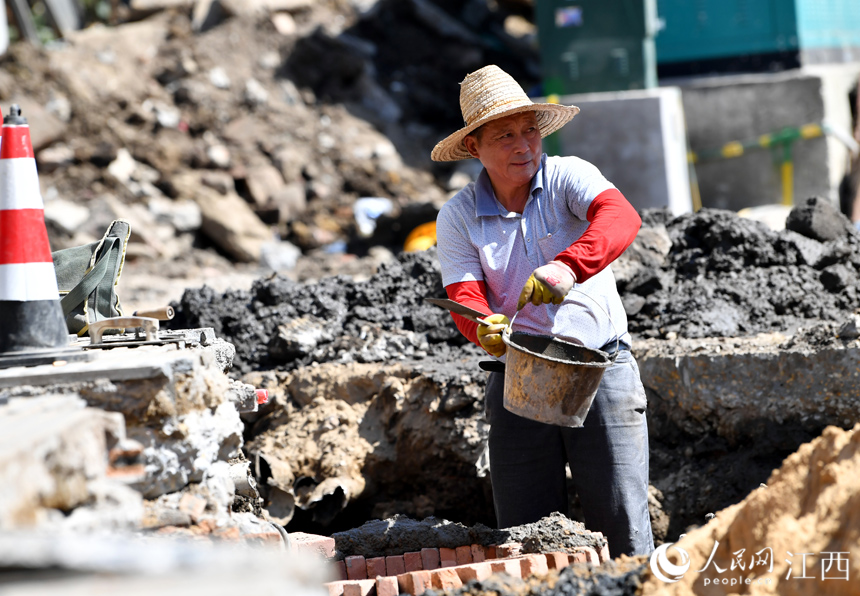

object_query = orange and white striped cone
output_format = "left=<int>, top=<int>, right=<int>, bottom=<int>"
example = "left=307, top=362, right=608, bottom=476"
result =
left=0, top=104, right=70, bottom=355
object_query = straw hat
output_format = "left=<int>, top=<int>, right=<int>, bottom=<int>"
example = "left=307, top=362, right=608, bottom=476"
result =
left=431, top=65, right=580, bottom=162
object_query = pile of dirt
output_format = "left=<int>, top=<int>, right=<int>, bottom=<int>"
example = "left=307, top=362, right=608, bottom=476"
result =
left=640, top=422, right=860, bottom=594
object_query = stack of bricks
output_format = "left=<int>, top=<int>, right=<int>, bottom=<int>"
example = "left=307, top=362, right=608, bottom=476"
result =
left=322, top=539, right=610, bottom=596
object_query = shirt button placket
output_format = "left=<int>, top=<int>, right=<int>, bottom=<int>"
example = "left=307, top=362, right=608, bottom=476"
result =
left=520, top=217, right=529, bottom=254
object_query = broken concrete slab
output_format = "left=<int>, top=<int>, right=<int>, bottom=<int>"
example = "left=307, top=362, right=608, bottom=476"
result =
left=0, top=335, right=233, bottom=423
left=637, top=333, right=860, bottom=448
left=0, top=331, right=245, bottom=500
left=0, top=395, right=132, bottom=529
left=0, top=531, right=331, bottom=595
left=130, top=403, right=242, bottom=498
left=50, top=19, right=170, bottom=105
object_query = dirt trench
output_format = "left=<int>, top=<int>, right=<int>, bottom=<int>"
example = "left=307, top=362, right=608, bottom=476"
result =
left=164, top=198, right=860, bottom=556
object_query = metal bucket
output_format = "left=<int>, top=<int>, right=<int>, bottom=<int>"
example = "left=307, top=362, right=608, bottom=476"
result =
left=501, top=331, right=612, bottom=427
left=500, top=288, right=619, bottom=427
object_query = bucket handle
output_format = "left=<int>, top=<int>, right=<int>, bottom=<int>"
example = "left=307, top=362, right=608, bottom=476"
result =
left=505, top=287, right=621, bottom=361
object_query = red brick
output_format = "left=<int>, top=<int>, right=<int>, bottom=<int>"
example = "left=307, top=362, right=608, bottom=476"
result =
left=455, top=545, right=472, bottom=565
left=439, top=547, right=457, bottom=567
left=324, top=581, right=347, bottom=596
left=244, top=532, right=282, bottom=546
left=496, top=543, right=522, bottom=558
left=345, top=555, right=368, bottom=580
left=571, top=546, right=600, bottom=565
left=569, top=551, right=587, bottom=564
left=376, top=576, right=399, bottom=596
left=519, top=554, right=549, bottom=578
left=290, top=532, right=337, bottom=559
left=212, top=526, right=240, bottom=540
left=178, top=493, right=206, bottom=521
left=397, top=570, right=432, bottom=595
left=335, top=560, right=348, bottom=581
left=430, top=567, right=463, bottom=590
left=545, top=551, right=570, bottom=570
left=470, top=544, right=486, bottom=562
left=343, top=579, right=376, bottom=596
left=456, top=561, right=493, bottom=583
left=366, top=557, right=387, bottom=579
left=486, top=545, right=497, bottom=559
left=490, top=558, right=522, bottom=579
left=420, top=548, right=440, bottom=571
left=385, top=555, right=405, bottom=576
left=598, top=543, right=611, bottom=563
left=404, top=552, right=423, bottom=572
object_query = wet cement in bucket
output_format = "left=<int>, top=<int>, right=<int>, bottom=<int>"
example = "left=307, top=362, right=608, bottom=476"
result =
left=502, top=331, right=612, bottom=426
left=505, top=332, right=612, bottom=367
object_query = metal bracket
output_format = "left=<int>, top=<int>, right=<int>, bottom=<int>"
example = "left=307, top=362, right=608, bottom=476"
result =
left=88, top=316, right=159, bottom=345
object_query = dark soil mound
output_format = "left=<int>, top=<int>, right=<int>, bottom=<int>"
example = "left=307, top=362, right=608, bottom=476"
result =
left=624, top=202, right=860, bottom=339
left=171, top=199, right=860, bottom=374
left=169, top=248, right=464, bottom=373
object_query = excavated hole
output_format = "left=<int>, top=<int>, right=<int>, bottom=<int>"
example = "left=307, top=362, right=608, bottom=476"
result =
left=168, top=203, right=860, bottom=594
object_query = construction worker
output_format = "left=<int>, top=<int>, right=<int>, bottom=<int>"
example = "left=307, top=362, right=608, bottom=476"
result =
left=432, top=65, right=653, bottom=557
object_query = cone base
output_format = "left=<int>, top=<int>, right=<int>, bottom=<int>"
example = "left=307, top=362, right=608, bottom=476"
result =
left=0, top=299, right=71, bottom=353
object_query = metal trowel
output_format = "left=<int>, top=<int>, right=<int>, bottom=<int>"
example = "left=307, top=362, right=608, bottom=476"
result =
left=425, top=297, right=492, bottom=325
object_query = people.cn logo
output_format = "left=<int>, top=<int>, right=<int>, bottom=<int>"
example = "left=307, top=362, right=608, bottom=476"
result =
left=650, top=542, right=692, bottom=583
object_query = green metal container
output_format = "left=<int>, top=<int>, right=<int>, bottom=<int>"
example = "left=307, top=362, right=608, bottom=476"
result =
left=655, top=0, right=860, bottom=67
left=535, top=0, right=659, bottom=95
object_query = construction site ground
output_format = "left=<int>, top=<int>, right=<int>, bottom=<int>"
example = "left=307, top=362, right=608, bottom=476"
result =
left=2, top=1, right=860, bottom=594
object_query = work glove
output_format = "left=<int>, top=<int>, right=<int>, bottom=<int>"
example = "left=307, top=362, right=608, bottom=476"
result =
left=477, top=313, right=510, bottom=358
left=517, top=260, right=576, bottom=310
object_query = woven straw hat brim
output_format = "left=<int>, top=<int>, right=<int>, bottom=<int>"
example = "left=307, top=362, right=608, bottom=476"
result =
left=431, top=102, right=580, bottom=162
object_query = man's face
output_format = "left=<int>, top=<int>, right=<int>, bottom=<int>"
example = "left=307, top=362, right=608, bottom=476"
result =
left=464, top=111, right=542, bottom=196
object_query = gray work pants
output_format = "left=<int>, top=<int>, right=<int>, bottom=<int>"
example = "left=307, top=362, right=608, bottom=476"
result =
left=485, top=348, right=654, bottom=557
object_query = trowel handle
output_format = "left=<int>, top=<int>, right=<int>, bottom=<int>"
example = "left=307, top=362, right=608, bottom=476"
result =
left=133, top=306, right=175, bottom=321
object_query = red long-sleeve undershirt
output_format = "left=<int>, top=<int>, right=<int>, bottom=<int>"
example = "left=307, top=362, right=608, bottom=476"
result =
left=445, top=188, right=640, bottom=349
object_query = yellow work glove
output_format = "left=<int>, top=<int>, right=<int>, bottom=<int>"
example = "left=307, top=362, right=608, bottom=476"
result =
left=477, top=313, right=510, bottom=358
left=517, top=260, right=576, bottom=310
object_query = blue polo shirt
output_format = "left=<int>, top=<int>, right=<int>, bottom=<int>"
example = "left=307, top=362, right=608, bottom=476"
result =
left=436, top=154, right=630, bottom=351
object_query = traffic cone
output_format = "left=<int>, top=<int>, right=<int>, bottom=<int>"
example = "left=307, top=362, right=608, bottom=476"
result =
left=0, top=104, right=70, bottom=357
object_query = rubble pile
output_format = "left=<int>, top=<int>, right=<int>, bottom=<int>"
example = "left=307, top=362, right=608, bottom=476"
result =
left=2, top=0, right=540, bottom=287
left=0, top=331, right=277, bottom=540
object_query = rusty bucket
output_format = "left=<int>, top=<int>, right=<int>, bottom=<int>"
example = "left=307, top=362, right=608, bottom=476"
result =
left=501, top=290, right=618, bottom=427
left=501, top=331, right=612, bottom=427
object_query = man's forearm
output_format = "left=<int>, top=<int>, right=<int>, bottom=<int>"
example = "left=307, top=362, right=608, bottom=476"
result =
left=554, top=188, right=641, bottom=282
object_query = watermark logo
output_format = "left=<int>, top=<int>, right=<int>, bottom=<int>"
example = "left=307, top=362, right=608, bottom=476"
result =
left=650, top=542, right=691, bottom=583
left=649, top=539, right=847, bottom=585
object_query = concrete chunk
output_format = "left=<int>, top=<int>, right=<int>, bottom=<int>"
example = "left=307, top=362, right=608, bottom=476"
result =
left=0, top=396, right=124, bottom=529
